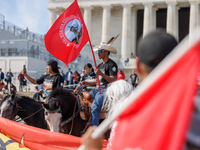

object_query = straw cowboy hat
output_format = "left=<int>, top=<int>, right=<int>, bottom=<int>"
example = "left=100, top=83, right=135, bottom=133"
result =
left=93, top=34, right=120, bottom=54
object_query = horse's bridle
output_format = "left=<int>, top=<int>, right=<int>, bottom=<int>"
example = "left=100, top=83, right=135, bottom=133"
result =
left=12, top=97, right=43, bottom=122
left=44, top=107, right=62, bottom=114
left=60, top=96, right=81, bottom=135
left=44, top=95, right=81, bottom=135
left=11, top=97, right=21, bottom=120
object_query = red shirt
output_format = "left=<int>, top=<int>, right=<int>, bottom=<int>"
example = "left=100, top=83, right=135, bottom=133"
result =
left=18, top=73, right=25, bottom=81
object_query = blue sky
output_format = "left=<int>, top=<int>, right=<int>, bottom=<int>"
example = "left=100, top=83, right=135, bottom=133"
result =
left=0, top=0, right=49, bottom=35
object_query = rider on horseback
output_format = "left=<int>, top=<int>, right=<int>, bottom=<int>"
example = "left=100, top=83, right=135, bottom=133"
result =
left=22, top=60, right=64, bottom=99
left=80, top=35, right=119, bottom=126
left=82, top=63, right=96, bottom=91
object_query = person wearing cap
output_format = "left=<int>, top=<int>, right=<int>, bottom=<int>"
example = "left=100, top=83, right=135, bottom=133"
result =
left=81, top=29, right=178, bottom=149
left=80, top=36, right=119, bottom=126
left=22, top=59, right=64, bottom=98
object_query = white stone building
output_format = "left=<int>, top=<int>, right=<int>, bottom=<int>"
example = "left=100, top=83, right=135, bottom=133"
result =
left=48, top=0, right=200, bottom=61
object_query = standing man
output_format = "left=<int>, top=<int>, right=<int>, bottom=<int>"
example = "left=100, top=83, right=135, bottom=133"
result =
left=60, top=70, right=65, bottom=79
left=6, top=69, right=13, bottom=85
left=80, top=37, right=118, bottom=126
left=18, top=72, right=25, bottom=91
left=22, top=60, right=64, bottom=98
left=0, top=68, right=4, bottom=81
left=64, top=68, right=73, bottom=85
left=82, top=29, right=178, bottom=149
left=129, top=69, right=138, bottom=88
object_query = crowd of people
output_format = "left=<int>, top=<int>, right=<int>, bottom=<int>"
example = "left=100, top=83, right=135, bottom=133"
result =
left=0, top=68, right=17, bottom=96
left=1, top=28, right=199, bottom=149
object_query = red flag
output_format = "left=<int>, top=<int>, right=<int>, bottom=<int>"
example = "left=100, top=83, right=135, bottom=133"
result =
left=110, top=40, right=200, bottom=150
left=45, top=0, right=89, bottom=67
left=0, top=117, right=108, bottom=150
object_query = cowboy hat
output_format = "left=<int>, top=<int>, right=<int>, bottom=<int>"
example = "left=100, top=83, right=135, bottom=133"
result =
left=93, top=42, right=117, bottom=54
left=93, top=34, right=120, bottom=54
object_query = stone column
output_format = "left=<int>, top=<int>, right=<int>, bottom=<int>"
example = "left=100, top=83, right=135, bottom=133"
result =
left=83, top=6, right=93, bottom=37
left=49, top=9, right=57, bottom=28
left=101, top=5, right=112, bottom=42
left=56, top=10, right=63, bottom=18
left=152, top=7, right=158, bottom=31
left=143, top=2, right=154, bottom=37
left=121, top=4, right=133, bottom=59
left=166, top=2, right=179, bottom=40
left=131, top=7, right=137, bottom=54
left=189, top=1, right=200, bottom=41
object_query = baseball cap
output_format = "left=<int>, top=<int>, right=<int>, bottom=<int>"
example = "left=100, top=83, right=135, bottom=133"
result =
left=136, top=29, right=178, bottom=68
left=47, top=60, right=60, bottom=69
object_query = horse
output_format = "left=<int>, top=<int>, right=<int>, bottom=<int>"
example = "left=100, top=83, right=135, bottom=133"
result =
left=43, top=88, right=86, bottom=136
left=0, top=92, right=47, bottom=129
left=43, top=80, right=133, bottom=138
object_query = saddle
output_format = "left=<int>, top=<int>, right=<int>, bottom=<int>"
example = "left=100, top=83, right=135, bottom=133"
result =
left=79, top=91, right=108, bottom=121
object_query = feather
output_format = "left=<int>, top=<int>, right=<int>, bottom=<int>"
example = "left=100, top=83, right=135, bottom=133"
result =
left=106, top=37, right=114, bottom=45
left=106, top=34, right=120, bottom=46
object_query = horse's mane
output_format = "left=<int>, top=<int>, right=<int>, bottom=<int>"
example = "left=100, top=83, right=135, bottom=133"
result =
left=47, top=87, right=75, bottom=103
left=16, top=94, right=41, bottom=104
left=102, top=80, right=133, bottom=118
left=48, top=87, right=73, bottom=98
left=0, top=94, right=41, bottom=107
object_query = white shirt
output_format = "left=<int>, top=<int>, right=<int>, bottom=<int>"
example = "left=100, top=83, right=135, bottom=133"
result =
left=67, top=71, right=71, bottom=81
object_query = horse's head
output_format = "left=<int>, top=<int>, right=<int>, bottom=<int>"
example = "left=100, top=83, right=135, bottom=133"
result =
left=42, top=87, right=76, bottom=133
left=43, top=96, right=62, bottom=132
left=0, top=92, right=17, bottom=119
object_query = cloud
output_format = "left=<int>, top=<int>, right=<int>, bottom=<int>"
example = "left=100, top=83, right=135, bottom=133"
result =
left=0, top=0, right=49, bottom=35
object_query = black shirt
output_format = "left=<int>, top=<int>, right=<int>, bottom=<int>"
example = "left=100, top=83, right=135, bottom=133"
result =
left=130, top=73, right=138, bottom=84
left=36, top=73, right=64, bottom=97
left=98, top=59, right=118, bottom=88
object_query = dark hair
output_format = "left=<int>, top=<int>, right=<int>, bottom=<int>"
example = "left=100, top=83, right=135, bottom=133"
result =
left=47, top=59, right=60, bottom=73
left=84, top=63, right=94, bottom=72
left=52, top=67, right=59, bottom=73
left=137, top=29, right=178, bottom=69
left=35, top=86, right=38, bottom=90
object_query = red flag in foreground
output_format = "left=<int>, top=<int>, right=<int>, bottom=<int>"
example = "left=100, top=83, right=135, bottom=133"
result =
left=45, top=0, right=89, bottom=67
left=0, top=117, right=108, bottom=150
left=110, top=40, right=200, bottom=150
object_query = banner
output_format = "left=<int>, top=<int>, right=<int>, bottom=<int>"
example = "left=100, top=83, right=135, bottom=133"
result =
left=45, top=0, right=89, bottom=67
left=0, top=133, right=30, bottom=150
left=0, top=117, right=108, bottom=150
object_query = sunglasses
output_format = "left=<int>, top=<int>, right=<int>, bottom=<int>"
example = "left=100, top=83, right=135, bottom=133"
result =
left=98, top=50, right=107, bottom=54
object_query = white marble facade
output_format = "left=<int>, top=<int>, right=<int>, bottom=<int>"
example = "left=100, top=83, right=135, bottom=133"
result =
left=48, top=0, right=200, bottom=59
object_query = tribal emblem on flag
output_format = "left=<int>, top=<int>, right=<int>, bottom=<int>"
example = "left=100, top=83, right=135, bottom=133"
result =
left=59, top=16, right=83, bottom=46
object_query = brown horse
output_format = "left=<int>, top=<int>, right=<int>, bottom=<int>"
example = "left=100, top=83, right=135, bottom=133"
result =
left=43, top=88, right=86, bottom=136
left=43, top=87, right=110, bottom=138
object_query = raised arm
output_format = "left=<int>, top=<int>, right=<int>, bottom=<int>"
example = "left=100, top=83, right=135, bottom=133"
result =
left=21, top=68, right=37, bottom=84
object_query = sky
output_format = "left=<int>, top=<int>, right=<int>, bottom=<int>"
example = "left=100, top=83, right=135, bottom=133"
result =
left=0, top=0, right=50, bottom=35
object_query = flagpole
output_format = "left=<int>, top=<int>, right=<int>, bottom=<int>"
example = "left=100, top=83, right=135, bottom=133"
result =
left=88, top=39, right=101, bottom=94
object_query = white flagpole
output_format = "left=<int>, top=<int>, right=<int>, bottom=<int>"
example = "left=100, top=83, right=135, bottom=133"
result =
left=91, top=27, right=200, bottom=139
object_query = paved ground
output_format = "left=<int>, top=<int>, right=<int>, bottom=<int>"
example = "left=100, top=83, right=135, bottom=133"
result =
left=17, top=91, right=35, bottom=98
left=0, top=91, right=35, bottom=100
